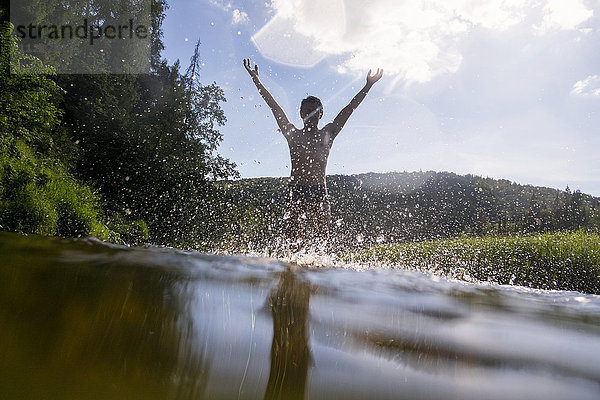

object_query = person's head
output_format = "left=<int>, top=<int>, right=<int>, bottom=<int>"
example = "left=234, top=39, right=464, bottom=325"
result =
left=300, top=96, right=323, bottom=124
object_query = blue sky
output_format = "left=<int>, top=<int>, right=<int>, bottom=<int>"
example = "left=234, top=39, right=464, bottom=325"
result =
left=162, top=0, right=600, bottom=196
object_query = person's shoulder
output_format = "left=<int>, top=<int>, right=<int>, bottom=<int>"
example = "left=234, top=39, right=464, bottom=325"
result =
left=320, top=122, right=340, bottom=139
left=283, top=125, right=302, bottom=140
left=320, top=122, right=336, bottom=133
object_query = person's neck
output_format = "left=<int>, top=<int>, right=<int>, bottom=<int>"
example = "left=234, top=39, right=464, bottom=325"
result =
left=303, top=120, right=319, bottom=131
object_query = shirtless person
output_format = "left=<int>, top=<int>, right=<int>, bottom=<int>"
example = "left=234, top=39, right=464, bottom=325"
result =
left=243, top=59, right=383, bottom=247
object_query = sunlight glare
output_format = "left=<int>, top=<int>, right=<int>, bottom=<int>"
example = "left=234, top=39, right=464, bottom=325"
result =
left=253, top=0, right=594, bottom=85
left=252, top=0, right=346, bottom=68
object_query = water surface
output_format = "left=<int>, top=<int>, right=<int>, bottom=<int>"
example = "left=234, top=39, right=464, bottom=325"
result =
left=1, top=232, right=599, bottom=399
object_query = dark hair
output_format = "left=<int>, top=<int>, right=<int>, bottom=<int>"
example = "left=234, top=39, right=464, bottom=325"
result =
left=300, top=96, right=323, bottom=119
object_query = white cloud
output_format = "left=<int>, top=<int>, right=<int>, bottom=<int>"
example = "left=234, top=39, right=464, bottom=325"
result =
left=232, top=9, right=249, bottom=24
left=535, top=0, right=594, bottom=33
left=253, top=0, right=595, bottom=84
left=208, top=1, right=249, bottom=26
left=208, top=0, right=232, bottom=12
left=571, top=75, right=600, bottom=97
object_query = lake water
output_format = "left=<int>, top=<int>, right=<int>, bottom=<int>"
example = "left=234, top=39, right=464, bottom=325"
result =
left=1, top=232, right=599, bottom=399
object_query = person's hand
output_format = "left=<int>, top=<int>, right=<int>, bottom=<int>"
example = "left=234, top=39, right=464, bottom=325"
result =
left=366, top=68, right=383, bottom=86
left=244, top=58, right=259, bottom=80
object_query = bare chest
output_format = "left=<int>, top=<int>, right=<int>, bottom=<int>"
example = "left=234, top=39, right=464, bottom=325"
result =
left=287, top=129, right=333, bottom=159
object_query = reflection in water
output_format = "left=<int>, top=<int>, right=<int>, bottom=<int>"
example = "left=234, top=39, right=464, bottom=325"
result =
left=264, top=269, right=312, bottom=400
left=0, top=235, right=210, bottom=400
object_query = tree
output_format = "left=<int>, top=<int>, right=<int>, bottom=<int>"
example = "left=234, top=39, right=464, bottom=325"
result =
left=565, top=189, right=587, bottom=230
left=524, top=193, right=543, bottom=233
left=0, top=23, right=109, bottom=238
left=54, top=20, right=237, bottom=245
left=3, top=1, right=238, bottom=245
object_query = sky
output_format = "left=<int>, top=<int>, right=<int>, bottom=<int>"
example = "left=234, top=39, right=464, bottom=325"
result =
left=161, top=0, right=600, bottom=196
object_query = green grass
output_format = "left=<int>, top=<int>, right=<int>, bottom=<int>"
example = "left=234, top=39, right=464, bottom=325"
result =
left=352, top=231, right=600, bottom=294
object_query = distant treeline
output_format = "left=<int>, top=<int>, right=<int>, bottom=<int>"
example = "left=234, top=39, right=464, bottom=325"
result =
left=206, top=172, right=600, bottom=251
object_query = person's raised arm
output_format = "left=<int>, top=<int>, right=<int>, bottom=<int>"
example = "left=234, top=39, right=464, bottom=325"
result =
left=243, top=59, right=295, bottom=137
left=329, top=68, right=383, bottom=138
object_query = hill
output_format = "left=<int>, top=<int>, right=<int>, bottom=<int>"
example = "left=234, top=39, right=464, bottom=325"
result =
left=203, top=171, right=600, bottom=251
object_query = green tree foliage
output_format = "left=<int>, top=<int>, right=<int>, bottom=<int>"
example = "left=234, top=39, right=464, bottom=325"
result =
left=56, top=63, right=237, bottom=245
left=210, top=172, right=600, bottom=251
left=0, top=23, right=109, bottom=238
left=207, top=178, right=288, bottom=250
left=3, top=0, right=237, bottom=245
left=9, top=0, right=154, bottom=74
left=49, top=3, right=237, bottom=246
